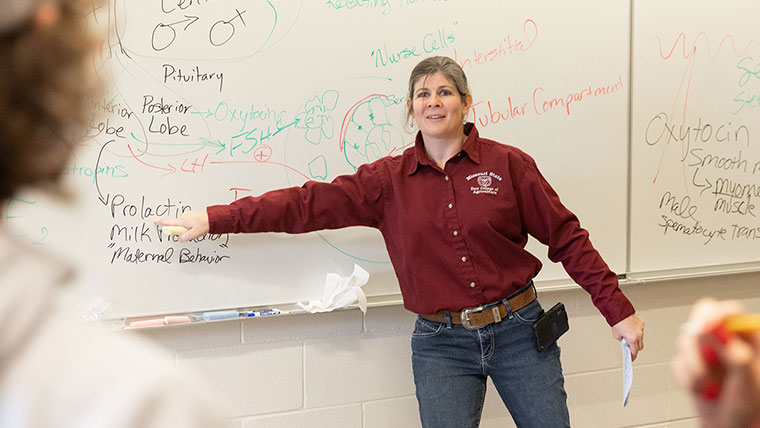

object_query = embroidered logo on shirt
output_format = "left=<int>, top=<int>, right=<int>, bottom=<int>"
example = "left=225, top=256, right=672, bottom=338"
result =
left=477, top=176, right=492, bottom=187
left=466, top=171, right=502, bottom=195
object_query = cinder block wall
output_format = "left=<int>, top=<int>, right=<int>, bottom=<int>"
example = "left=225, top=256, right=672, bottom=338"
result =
left=130, top=272, right=760, bottom=428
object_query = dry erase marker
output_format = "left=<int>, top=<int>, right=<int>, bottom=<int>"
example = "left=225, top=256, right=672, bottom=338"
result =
left=129, top=315, right=191, bottom=328
left=161, top=226, right=188, bottom=236
left=129, top=318, right=165, bottom=328
left=723, top=314, right=760, bottom=333
left=202, top=310, right=240, bottom=321
left=164, top=315, right=192, bottom=325
left=245, top=309, right=287, bottom=317
left=239, top=308, right=266, bottom=317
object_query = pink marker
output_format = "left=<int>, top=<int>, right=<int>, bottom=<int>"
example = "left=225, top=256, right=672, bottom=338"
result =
left=129, top=315, right=191, bottom=328
left=129, top=318, right=164, bottom=328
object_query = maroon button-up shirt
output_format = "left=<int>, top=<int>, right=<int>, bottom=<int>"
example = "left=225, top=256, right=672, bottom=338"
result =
left=208, top=124, right=634, bottom=326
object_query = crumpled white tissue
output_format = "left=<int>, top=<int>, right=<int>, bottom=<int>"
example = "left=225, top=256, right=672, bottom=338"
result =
left=298, top=264, right=369, bottom=313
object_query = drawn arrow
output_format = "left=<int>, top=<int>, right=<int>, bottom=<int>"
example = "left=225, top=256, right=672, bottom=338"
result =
left=182, top=15, right=200, bottom=30
left=190, top=109, right=213, bottom=119
left=691, top=167, right=713, bottom=196
left=95, top=139, right=114, bottom=205
left=199, top=137, right=225, bottom=150
left=163, top=15, right=199, bottom=31
left=127, top=144, right=176, bottom=175
left=131, top=132, right=219, bottom=149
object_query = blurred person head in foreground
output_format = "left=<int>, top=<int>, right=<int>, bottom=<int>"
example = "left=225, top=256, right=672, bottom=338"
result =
left=0, top=2, right=228, bottom=427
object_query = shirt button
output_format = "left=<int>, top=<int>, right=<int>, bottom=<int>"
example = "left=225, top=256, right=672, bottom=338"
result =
left=461, top=256, right=467, bottom=262
left=445, top=176, right=449, bottom=181
left=448, top=203, right=453, bottom=209
left=453, top=230, right=458, bottom=236
left=469, top=282, right=476, bottom=288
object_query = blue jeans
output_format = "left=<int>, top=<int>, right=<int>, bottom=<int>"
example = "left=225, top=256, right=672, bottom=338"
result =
left=411, top=299, right=570, bottom=428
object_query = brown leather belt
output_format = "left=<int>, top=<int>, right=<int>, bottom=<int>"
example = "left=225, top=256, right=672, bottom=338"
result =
left=419, top=285, right=536, bottom=330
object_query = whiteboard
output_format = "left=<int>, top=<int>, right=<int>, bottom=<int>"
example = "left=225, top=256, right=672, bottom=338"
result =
left=630, top=0, right=760, bottom=273
left=8, top=0, right=629, bottom=318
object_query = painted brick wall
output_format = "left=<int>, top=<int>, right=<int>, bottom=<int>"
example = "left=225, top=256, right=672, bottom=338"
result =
left=131, top=272, right=760, bottom=428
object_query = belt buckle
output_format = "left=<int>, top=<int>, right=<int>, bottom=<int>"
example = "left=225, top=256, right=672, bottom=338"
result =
left=460, top=305, right=485, bottom=330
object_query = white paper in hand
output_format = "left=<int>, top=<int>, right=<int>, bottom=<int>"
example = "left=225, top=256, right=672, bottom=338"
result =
left=621, top=338, right=633, bottom=406
left=298, top=264, right=369, bottom=313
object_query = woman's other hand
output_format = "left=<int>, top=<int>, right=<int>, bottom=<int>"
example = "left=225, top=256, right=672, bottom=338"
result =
left=612, top=313, right=645, bottom=360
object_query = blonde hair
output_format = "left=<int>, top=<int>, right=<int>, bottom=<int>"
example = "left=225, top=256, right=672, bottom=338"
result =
left=0, top=0, right=97, bottom=200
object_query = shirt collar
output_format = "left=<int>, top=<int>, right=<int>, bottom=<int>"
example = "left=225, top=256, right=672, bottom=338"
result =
left=406, top=122, right=481, bottom=175
left=461, top=123, right=481, bottom=164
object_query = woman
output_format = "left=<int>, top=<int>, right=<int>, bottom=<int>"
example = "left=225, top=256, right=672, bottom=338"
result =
left=159, top=55, right=644, bottom=428
left=0, top=1, right=225, bottom=426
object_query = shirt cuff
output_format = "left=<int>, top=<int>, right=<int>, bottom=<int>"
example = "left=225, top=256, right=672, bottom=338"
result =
left=207, top=204, right=234, bottom=234
left=600, top=293, right=636, bottom=326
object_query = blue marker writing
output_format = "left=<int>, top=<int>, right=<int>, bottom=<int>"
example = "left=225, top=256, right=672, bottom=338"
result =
left=202, top=310, right=240, bottom=321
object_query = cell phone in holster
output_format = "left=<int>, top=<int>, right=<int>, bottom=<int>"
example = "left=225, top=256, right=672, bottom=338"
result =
left=532, top=302, right=569, bottom=352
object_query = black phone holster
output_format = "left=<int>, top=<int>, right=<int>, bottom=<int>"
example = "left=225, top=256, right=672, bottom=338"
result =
left=532, top=302, right=569, bottom=352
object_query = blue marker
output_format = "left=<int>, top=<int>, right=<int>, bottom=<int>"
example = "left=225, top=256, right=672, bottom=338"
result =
left=202, top=310, right=240, bottom=321
left=243, top=309, right=287, bottom=317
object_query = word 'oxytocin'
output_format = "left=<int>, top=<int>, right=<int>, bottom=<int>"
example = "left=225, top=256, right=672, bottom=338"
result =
left=645, top=114, right=750, bottom=153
